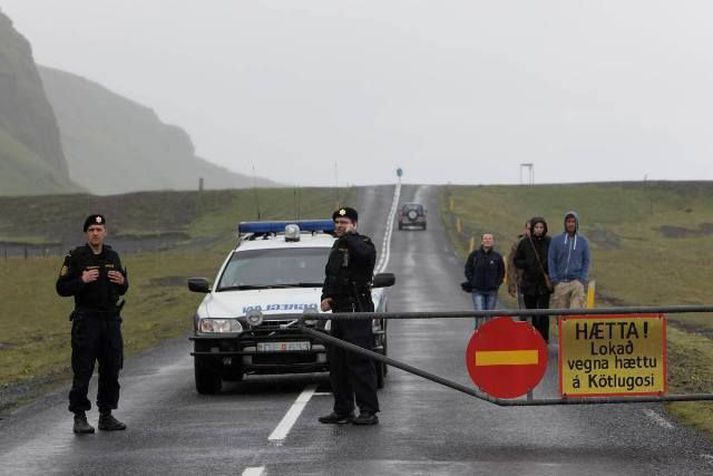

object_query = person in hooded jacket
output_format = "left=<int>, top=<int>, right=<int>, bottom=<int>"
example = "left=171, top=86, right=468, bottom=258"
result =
left=514, top=217, right=552, bottom=342
left=548, top=211, right=591, bottom=309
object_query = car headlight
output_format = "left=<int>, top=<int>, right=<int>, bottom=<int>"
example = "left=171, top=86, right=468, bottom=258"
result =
left=199, top=318, right=243, bottom=333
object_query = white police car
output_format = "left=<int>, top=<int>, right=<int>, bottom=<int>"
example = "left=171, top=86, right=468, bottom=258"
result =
left=187, top=219, right=394, bottom=394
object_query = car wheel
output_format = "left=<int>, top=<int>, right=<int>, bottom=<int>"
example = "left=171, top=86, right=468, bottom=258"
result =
left=222, top=369, right=244, bottom=382
left=422, top=223, right=427, bottom=230
left=194, top=356, right=222, bottom=394
left=398, top=223, right=403, bottom=230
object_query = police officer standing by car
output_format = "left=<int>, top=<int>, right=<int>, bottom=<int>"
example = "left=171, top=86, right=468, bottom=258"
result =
left=319, top=207, right=380, bottom=425
left=56, top=214, right=128, bottom=434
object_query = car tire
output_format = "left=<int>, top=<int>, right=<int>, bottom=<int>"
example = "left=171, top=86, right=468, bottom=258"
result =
left=422, top=223, right=427, bottom=230
left=194, top=356, right=222, bottom=394
left=398, top=223, right=403, bottom=230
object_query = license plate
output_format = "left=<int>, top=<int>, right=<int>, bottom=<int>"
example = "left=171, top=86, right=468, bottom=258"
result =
left=257, top=341, right=311, bottom=352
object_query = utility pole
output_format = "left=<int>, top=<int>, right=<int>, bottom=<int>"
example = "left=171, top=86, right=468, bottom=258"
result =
left=520, top=163, right=534, bottom=185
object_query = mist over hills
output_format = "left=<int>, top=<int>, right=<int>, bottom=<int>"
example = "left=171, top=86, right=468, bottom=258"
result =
left=0, top=8, right=275, bottom=196
left=39, top=66, right=277, bottom=194
left=0, top=10, right=78, bottom=195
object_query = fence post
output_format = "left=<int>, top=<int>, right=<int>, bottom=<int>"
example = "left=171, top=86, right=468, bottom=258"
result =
left=587, top=280, right=597, bottom=308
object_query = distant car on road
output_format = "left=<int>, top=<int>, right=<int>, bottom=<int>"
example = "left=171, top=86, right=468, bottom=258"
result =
left=187, top=219, right=394, bottom=394
left=398, top=203, right=427, bottom=230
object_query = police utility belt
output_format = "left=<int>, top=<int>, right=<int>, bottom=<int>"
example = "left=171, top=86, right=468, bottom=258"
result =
left=70, top=299, right=125, bottom=321
left=333, top=286, right=372, bottom=309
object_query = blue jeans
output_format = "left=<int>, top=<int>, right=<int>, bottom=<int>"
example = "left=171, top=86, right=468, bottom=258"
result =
left=472, top=290, right=498, bottom=329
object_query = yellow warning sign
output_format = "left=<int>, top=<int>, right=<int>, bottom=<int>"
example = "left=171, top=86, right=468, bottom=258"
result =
left=559, top=314, right=666, bottom=397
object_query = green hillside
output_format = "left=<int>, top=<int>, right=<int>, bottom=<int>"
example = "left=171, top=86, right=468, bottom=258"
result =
left=38, top=66, right=277, bottom=195
left=443, top=181, right=713, bottom=309
left=0, top=11, right=77, bottom=195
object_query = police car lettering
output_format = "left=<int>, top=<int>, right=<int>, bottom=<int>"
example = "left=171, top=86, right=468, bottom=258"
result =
left=242, top=303, right=319, bottom=313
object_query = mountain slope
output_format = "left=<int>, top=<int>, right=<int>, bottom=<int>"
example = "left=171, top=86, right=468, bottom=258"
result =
left=39, top=66, right=276, bottom=194
left=0, top=10, right=76, bottom=195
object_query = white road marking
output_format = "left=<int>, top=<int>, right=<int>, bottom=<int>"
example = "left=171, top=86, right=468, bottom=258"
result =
left=375, top=182, right=401, bottom=274
left=268, top=385, right=317, bottom=442
left=242, top=467, right=265, bottom=476
left=642, top=409, right=674, bottom=429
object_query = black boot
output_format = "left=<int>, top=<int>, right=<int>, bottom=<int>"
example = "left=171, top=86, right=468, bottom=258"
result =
left=352, top=411, right=379, bottom=425
left=98, top=411, right=127, bottom=431
left=318, top=412, right=354, bottom=424
left=73, top=412, right=95, bottom=434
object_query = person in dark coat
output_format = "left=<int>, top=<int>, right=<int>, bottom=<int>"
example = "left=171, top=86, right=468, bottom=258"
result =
left=513, top=217, right=552, bottom=342
left=464, top=233, right=505, bottom=328
left=319, top=207, right=380, bottom=426
left=56, top=214, right=128, bottom=434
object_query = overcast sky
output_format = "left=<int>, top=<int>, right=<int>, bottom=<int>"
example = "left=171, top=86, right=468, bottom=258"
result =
left=2, top=1, right=713, bottom=186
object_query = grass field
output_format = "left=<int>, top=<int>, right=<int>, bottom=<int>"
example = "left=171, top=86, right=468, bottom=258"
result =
left=0, top=187, right=354, bottom=411
left=441, top=181, right=713, bottom=439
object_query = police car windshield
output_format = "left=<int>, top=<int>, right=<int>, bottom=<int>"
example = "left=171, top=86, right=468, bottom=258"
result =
left=216, top=247, right=329, bottom=291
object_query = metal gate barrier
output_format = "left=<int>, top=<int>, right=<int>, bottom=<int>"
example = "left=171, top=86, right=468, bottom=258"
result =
left=298, top=305, right=713, bottom=406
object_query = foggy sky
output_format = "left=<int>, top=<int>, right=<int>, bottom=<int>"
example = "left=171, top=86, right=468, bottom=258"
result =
left=2, top=1, right=713, bottom=186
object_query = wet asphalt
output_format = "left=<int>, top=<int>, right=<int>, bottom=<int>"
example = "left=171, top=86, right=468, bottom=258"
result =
left=1, top=184, right=713, bottom=475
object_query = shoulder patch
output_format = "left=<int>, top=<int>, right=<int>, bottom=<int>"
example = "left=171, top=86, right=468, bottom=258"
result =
left=60, top=265, right=69, bottom=276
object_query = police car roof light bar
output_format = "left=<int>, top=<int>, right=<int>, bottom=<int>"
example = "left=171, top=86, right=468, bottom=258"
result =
left=238, top=219, right=335, bottom=235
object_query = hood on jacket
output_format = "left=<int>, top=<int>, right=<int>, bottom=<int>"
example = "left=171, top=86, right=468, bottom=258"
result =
left=563, top=210, right=580, bottom=249
left=529, top=216, right=548, bottom=237
left=563, top=210, right=579, bottom=233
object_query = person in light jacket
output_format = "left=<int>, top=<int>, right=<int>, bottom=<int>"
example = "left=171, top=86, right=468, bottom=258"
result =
left=548, top=211, right=591, bottom=309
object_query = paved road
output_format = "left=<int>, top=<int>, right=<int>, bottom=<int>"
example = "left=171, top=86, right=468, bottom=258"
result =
left=1, top=184, right=713, bottom=475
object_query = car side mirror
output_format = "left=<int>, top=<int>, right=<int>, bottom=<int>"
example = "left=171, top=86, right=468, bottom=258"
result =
left=373, top=273, right=395, bottom=288
left=187, top=277, right=211, bottom=293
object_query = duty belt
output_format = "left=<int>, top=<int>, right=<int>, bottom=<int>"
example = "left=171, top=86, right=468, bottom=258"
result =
left=72, top=308, right=121, bottom=320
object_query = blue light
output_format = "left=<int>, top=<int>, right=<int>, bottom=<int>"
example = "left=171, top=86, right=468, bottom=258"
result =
left=238, top=219, right=335, bottom=234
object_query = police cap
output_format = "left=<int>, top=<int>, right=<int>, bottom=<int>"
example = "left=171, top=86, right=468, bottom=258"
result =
left=332, top=207, right=358, bottom=222
left=83, top=214, right=106, bottom=231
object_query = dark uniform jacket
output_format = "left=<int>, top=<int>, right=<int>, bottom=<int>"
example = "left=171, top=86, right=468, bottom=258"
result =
left=465, top=247, right=505, bottom=292
left=514, top=235, right=551, bottom=296
left=56, top=244, right=129, bottom=312
left=321, top=233, right=376, bottom=311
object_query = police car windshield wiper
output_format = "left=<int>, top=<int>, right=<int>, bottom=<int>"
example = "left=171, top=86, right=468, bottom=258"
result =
left=217, top=284, right=279, bottom=291
left=218, top=283, right=322, bottom=291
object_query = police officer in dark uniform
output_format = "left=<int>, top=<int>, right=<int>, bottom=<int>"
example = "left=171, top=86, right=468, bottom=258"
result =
left=318, top=207, right=380, bottom=425
left=56, top=214, right=128, bottom=434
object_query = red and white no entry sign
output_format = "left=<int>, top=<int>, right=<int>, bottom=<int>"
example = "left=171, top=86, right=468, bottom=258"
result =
left=465, top=317, right=548, bottom=398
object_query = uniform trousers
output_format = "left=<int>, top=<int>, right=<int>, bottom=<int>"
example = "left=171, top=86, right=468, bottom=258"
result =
left=328, top=316, right=379, bottom=416
left=68, top=312, right=123, bottom=414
